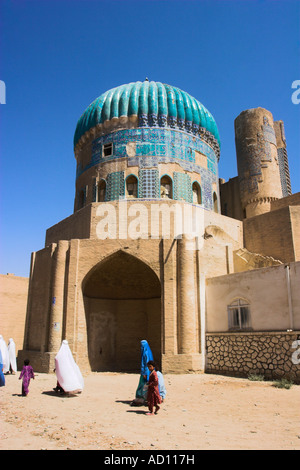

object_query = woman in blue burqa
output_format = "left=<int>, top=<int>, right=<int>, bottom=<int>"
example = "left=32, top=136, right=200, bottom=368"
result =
left=131, top=340, right=153, bottom=405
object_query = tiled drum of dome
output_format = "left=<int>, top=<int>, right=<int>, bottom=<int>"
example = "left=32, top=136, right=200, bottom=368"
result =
left=77, top=128, right=218, bottom=180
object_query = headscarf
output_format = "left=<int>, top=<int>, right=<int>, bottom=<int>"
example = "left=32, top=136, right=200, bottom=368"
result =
left=8, top=338, right=17, bottom=373
left=55, top=340, right=84, bottom=392
left=140, top=340, right=153, bottom=381
left=0, top=350, right=5, bottom=387
left=0, top=335, right=10, bottom=374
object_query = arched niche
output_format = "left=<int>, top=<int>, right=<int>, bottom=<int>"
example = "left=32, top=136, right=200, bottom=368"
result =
left=160, top=175, right=173, bottom=199
left=82, top=251, right=161, bottom=372
left=192, top=181, right=202, bottom=204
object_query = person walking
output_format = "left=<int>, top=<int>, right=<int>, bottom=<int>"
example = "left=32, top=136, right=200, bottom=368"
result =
left=145, top=360, right=161, bottom=416
left=19, top=359, right=35, bottom=396
left=131, top=340, right=154, bottom=406
left=0, top=335, right=10, bottom=374
left=8, top=338, right=17, bottom=374
left=55, top=340, right=84, bottom=395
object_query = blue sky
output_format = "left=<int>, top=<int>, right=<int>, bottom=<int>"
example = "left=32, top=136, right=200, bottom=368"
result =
left=0, top=0, right=299, bottom=277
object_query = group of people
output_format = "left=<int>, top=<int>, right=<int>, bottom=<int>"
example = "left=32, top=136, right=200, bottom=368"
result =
left=132, top=339, right=167, bottom=416
left=0, top=336, right=84, bottom=397
left=0, top=334, right=35, bottom=396
left=1, top=335, right=166, bottom=414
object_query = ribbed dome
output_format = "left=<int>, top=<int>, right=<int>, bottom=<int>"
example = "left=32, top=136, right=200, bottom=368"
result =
left=74, top=80, right=220, bottom=148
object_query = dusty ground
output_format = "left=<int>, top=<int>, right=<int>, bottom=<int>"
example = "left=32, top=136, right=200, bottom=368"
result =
left=0, top=371, right=299, bottom=451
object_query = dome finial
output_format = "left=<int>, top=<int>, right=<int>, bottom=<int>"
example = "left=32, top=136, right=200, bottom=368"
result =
left=145, top=77, right=149, bottom=81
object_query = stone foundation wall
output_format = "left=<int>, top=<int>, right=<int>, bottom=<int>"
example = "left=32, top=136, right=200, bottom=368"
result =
left=205, top=331, right=300, bottom=383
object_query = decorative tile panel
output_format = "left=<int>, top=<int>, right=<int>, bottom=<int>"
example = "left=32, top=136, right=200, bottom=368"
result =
left=138, top=169, right=160, bottom=198
left=173, top=172, right=192, bottom=203
left=106, top=171, right=125, bottom=201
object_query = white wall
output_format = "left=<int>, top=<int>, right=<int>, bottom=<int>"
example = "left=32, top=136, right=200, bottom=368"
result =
left=206, top=262, right=300, bottom=332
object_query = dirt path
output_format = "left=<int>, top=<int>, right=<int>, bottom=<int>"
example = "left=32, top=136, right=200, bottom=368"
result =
left=0, top=372, right=299, bottom=450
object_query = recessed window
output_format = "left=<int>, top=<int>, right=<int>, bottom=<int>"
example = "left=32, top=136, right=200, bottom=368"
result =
left=126, top=175, right=138, bottom=198
left=78, top=189, right=85, bottom=209
left=160, top=175, right=173, bottom=199
left=192, top=182, right=202, bottom=204
left=98, top=180, right=106, bottom=202
left=228, top=299, right=251, bottom=330
left=103, top=143, right=113, bottom=157
left=213, top=191, right=218, bottom=213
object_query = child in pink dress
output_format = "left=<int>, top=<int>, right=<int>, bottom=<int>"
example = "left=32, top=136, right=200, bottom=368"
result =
left=19, top=359, right=35, bottom=396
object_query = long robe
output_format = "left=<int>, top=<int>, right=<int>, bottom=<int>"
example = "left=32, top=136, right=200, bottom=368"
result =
left=157, top=371, right=167, bottom=399
left=0, top=336, right=10, bottom=374
left=8, top=338, right=17, bottom=373
left=135, top=340, right=153, bottom=399
left=55, top=340, right=84, bottom=393
left=147, top=370, right=162, bottom=411
left=19, top=365, right=34, bottom=396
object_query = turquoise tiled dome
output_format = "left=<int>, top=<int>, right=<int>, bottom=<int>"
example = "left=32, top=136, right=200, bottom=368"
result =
left=74, top=80, right=220, bottom=149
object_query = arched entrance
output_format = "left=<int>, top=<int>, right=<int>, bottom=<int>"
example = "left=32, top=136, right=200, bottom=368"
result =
left=82, top=251, right=161, bottom=372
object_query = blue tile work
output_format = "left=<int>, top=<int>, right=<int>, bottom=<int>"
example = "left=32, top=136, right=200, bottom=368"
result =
left=106, top=171, right=125, bottom=201
left=77, top=127, right=219, bottom=209
left=173, top=172, right=193, bottom=203
left=77, top=127, right=218, bottom=178
left=200, top=170, right=216, bottom=211
left=139, top=169, right=160, bottom=198
left=73, top=81, right=221, bottom=149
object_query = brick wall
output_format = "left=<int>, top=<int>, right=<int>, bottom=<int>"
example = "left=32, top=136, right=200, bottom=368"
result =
left=243, top=206, right=299, bottom=263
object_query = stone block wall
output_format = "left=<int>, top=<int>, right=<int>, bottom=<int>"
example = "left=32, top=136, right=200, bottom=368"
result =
left=205, top=331, right=300, bottom=383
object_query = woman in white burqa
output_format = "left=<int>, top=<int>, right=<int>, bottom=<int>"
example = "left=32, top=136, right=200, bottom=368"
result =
left=55, top=340, right=84, bottom=395
left=0, top=335, right=10, bottom=374
left=8, top=338, right=17, bottom=374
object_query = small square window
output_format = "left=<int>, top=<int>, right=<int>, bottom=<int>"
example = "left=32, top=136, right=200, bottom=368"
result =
left=103, top=143, right=113, bottom=157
